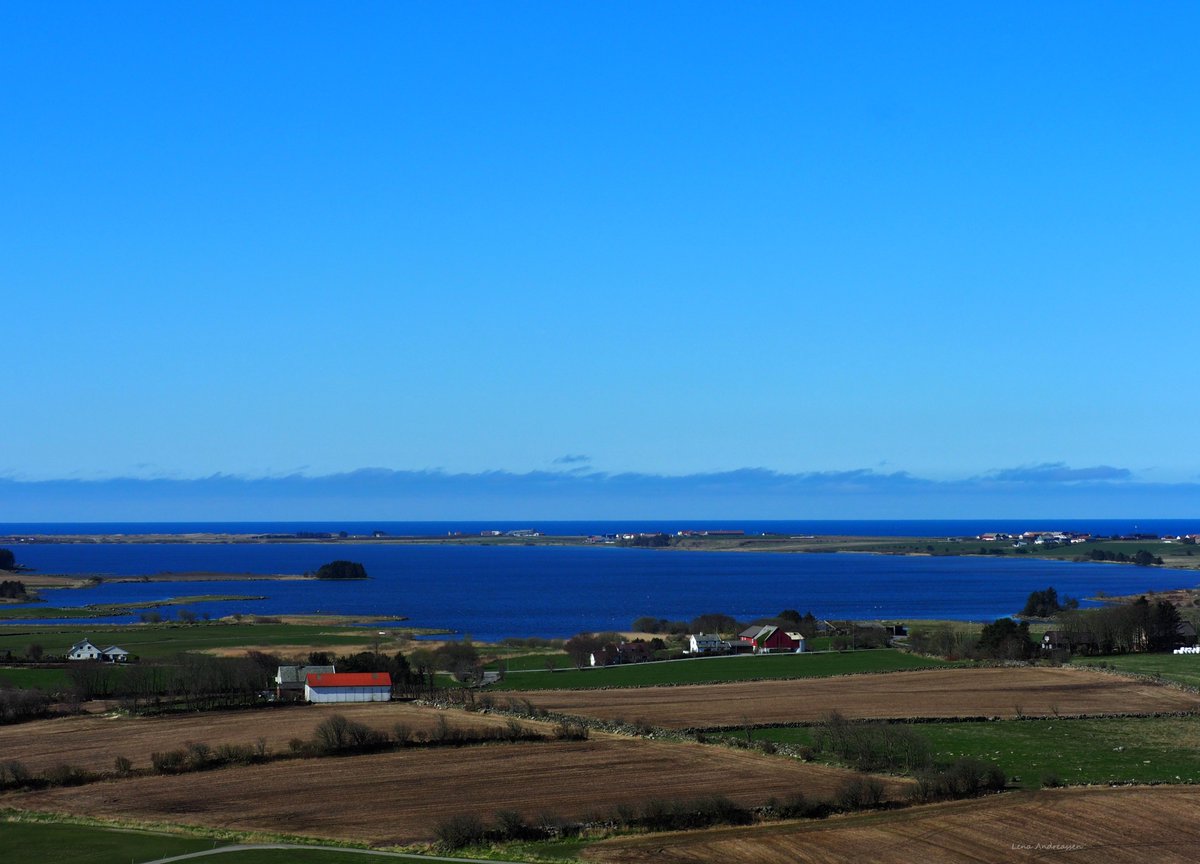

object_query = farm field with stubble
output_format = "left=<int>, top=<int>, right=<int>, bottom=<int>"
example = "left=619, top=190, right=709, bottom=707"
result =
left=513, top=666, right=1200, bottom=729
left=2, top=737, right=913, bottom=846
left=579, top=785, right=1200, bottom=864
left=0, top=702, right=540, bottom=775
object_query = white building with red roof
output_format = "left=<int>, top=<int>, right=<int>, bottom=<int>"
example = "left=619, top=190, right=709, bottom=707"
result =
left=304, top=671, right=392, bottom=703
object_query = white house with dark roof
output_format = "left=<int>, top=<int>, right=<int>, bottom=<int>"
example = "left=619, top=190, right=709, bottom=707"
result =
left=68, top=639, right=103, bottom=661
left=687, top=633, right=730, bottom=654
left=67, top=639, right=129, bottom=662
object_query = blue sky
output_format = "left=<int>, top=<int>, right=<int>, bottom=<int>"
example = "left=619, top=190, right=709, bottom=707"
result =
left=3, top=3, right=1198, bottom=516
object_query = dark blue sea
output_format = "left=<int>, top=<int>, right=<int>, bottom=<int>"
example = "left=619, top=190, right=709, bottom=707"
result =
left=3, top=521, right=1198, bottom=641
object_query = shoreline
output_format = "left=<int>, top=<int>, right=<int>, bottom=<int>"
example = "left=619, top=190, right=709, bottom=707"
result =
left=6, top=531, right=1200, bottom=573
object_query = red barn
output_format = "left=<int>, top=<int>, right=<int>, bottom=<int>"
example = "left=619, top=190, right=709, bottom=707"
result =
left=739, top=625, right=806, bottom=654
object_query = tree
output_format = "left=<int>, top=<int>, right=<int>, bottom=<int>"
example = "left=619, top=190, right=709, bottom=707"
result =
left=691, top=613, right=738, bottom=634
left=0, top=549, right=14, bottom=571
left=314, top=560, right=368, bottom=580
left=778, top=610, right=802, bottom=624
left=1020, top=587, right=1077, bottom=618
left=977, top=618, right=1034, bottom=660
left=25, top=643, right=43, bottom=661
left=565, top=633, right=603, bottom=669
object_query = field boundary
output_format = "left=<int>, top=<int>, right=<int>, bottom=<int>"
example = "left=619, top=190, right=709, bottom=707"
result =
left=491, top=659, right=970, bottom=692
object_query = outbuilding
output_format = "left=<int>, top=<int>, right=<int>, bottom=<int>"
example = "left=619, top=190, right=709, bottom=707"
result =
left=276, top=664, right=336, bottom=700
left=304, top=671, right=391, bottom=703
left=739, top=625, right=806, bottom=654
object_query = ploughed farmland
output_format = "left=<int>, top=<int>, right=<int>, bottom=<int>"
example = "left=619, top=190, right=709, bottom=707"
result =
left=514, top=667, right=1200, bottom=728
left=4, top=738, right=913, bottom=845
left=0, top=703, right=538, bottom=774
left=581, top=785, right=1200, bottom=864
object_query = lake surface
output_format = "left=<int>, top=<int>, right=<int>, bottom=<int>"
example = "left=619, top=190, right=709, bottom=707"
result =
left=8, top=541, right=1199, bottom=641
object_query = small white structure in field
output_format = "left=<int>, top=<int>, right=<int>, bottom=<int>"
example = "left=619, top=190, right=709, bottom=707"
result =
left=304, top=671, right=391, bottom=703
left=101, top=646, right=130, bottom=662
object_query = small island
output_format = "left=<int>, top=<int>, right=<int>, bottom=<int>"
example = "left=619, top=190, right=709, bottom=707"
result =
left=313, top=560, right=369, bottom=580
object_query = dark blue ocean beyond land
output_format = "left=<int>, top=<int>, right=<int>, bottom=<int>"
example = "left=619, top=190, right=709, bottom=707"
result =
left=4, top=521, right=1198, bottom=641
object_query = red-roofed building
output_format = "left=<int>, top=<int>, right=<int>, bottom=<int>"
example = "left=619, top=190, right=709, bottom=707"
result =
left=304, top=671, right=392, bottom=703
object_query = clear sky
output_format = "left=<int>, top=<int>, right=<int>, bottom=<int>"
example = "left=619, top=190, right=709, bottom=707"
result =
left=3, top=3, right=1198, bottom=507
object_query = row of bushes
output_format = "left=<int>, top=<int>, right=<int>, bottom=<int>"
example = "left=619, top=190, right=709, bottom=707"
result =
left=0, top=759, right=95, bottom=791
left=148, top=739, right=269, bottom=774
left=812, top=712, right=934, bottom=773
left=0, top=688, right=53, bottom=724
left=434, top=796, right=754, bottom=850
left=434, top=775, right=907, bottom=852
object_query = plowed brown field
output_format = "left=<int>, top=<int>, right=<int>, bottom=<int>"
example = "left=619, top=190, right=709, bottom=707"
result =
left=3, top=739, right=912, bottom=845
left=582, top=785, right=1200, bottom=864
left=0, top=703, right=537, bottom=774
left=516, top=667, right=1200, bottom=728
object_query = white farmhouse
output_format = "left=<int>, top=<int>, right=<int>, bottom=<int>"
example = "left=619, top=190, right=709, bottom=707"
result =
left=687, top=633, right=730, bottom=654
left=67, top=639, right=103, bottom=661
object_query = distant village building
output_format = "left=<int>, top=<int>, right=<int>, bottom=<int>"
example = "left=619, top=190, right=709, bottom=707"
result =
left=304, top=672, right=391, bottom=703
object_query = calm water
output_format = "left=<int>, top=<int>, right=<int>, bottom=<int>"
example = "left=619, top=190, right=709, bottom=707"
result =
left=7, top=539, right=1199, bottom=641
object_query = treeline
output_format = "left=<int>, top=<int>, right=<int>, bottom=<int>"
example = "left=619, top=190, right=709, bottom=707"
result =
left=632, top=609, right=822, bottom=637
left=909, top=618, right=1037, bottom=661
left=1088, top=549, right=1163, bottom=566
left=67, top=653, right=272, bottom=708
left=0, top=687, right=52, bottom=724
left=810, top=713, right=1006, bottom=802
left=1056, top=597, right=1183, bottom=654
left=24, top=645, right=455, bottom=712
left=0, top=580, right=29, bottom=599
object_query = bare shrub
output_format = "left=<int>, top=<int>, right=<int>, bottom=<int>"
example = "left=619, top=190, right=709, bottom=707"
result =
left=434, top=813, right=486, bottom=850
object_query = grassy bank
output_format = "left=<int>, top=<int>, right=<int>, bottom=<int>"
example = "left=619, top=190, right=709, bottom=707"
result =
left=1072, top=653, right=1200, bottom=689
left=491, top=649, right=957, bottom=690
left=0, top=621, right=406, bottom=660
left=0, top=819, right=226, bottom=864
left=0, top=595, right=267, bottom=621
left=752, top=716, right=1200, bottom=787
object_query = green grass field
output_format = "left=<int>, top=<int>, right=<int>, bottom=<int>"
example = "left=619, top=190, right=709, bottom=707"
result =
left=0, top=820, right=226, bottom=864
left=0, top=819, right=583, bottom=864
left=0, top=595, right=266, bottom=621
left=486, top=639, right=835, bottom=673
left=1071, top=653, right=1200, bottom=689
left=172, top=852, right=402, bottom=864
left=491, top=649, right=958, bottom=690
left=0, top=622, right=386, bottom=659
left=752, top=716, right=1200, bottom=788
left=0, top=666, right=71, bottom=691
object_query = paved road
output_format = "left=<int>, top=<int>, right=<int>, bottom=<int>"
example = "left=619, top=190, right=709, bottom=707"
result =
left=141, top=842, right=532, bottom=864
